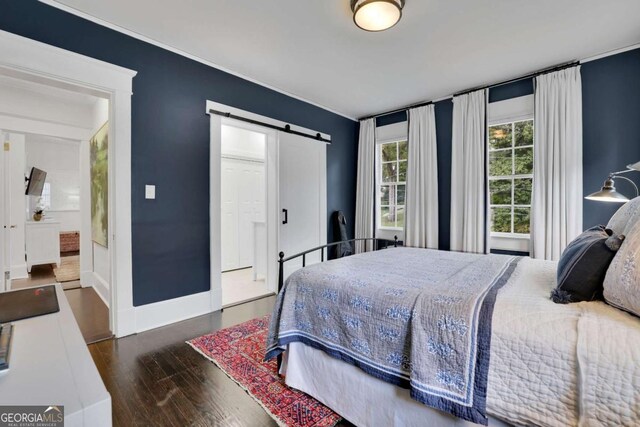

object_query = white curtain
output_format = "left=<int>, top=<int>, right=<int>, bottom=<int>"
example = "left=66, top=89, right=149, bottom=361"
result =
left=405, top=105, right=439, bottom=248
left=450, top=89, right=488, bottom=253
left=355, top=118, right=376, bottom=253
left=531, top=67, right=583, bottom=260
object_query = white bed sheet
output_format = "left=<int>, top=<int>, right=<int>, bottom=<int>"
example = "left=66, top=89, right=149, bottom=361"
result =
left=283, top=257, right=640, bottom=427
left=284, top=342, right=511, bottom=427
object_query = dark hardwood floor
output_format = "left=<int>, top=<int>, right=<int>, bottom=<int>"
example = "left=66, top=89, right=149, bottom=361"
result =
left=89, top=296, right=285, bottom=426
left=65, top=287, right=112, bottom=343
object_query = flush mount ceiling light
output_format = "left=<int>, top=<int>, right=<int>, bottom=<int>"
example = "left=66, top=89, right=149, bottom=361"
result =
left=351, top=0, right=405, bottom=32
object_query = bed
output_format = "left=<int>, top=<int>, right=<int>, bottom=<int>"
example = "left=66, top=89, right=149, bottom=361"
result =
left=266, top=244, right=640, bottom=426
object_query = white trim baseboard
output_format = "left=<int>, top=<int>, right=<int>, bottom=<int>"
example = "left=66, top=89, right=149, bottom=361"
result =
left=134, top=289, right=219, bottom=334
left=91, top=272, right=110, bottom=308
left=80, top=270, right=93, bottom=287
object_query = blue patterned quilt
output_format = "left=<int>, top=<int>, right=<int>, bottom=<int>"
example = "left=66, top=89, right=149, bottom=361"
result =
left=266, top=247, right=520, bottom=425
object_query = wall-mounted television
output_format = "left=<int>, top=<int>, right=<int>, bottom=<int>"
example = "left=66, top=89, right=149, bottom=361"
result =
left=25, top=167, right=47, bottom=196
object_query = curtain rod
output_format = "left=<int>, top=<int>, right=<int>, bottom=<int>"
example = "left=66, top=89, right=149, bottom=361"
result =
left=359, top=100, right=433, bottom=122
left=208, top=109, right=331, bottom=144
left=358, top=60, right=580, bottom=122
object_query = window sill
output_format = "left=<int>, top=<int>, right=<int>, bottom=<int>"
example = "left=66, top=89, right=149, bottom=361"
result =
left=376, top=228, right=403, bottom=242
left=491, top=234, right=530, bottom=252
left=491, top=233, right=530, bottom=239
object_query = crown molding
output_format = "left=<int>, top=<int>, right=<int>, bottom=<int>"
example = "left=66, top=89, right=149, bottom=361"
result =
left=38, top=0, right=357, bottom=121
left=580, top=42, right=640, bottom=63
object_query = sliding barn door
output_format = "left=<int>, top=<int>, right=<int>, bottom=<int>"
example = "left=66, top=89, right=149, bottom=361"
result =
left=278, top=132, right=326, bottom=281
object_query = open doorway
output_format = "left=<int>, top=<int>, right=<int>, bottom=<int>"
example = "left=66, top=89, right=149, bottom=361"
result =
left=0, top=30, right=135, bottom=337
left=0, top=74, right=112, bottom=343
left=220, top=124, right=271, bottom=307
left=13, top=134, right=83, bottom=291
left=208, top=100, right=329, bottom=312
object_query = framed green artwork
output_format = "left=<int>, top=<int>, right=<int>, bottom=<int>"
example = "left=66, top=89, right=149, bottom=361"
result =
left=90, top=121, right=108, bottom=248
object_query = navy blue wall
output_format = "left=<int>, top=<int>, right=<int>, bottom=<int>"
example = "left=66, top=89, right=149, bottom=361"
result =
left=489, top=79, right=534, bottom=103
left=582, top=48, right=640, bottom=227
left=0, top=0, right=359, bottom=306
left=375, top=111, right=407, bottom=127
left=434, top=100, right=453, bottom=250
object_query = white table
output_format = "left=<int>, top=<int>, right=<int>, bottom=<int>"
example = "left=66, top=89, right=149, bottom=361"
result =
left=0, top=284, right=111, bottom=426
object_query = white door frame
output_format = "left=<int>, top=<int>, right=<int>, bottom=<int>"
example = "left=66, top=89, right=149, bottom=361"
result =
left=206, top=100, right=330, bottom=311
left=0, top=130, right=8, bottom=292
left=0, top=30, right=137, bottom=337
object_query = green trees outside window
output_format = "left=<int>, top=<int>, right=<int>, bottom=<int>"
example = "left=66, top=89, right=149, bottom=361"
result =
left=378, top=140, right=407, bottom=229
left=489, top=119, right=533, bottom=234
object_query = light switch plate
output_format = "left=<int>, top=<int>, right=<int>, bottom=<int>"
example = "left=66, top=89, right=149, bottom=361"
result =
left=145, top=185, right=156, bottom=199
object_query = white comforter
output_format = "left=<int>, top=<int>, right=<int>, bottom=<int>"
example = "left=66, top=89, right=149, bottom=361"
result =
left=487, top=257, right=640, bottom=426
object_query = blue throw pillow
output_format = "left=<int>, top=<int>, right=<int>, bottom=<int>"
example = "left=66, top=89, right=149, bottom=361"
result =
left=551, top=225, right=625, bottom=304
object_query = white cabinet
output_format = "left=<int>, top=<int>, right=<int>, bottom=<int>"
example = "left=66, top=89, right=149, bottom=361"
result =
left=25, top=220, right=60, bottom=272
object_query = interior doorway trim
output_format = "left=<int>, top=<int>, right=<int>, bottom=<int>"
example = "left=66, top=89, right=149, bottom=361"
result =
left=206, top=100, right=330, bottom=311
left=0, top=29, right=137, bottom=337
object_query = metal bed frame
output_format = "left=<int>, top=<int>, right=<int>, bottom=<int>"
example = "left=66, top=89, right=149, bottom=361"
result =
left=274, top=236, right=398, bottom=370
left=277, top=236, right=399, bottom=292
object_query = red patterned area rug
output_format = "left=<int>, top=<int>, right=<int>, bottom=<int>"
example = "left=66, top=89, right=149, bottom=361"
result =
left=187, top=316, right=342, bottom=427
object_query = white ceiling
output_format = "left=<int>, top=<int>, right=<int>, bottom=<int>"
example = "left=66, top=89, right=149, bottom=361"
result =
left=49, top=0, right=640, bottom=119
left=0, top=74, right=98, bottom=129
left=0, top=74, right=97, bottom=107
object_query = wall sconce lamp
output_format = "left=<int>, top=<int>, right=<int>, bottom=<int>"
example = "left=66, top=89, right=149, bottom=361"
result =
left=585, top=161, right=640, bottom=203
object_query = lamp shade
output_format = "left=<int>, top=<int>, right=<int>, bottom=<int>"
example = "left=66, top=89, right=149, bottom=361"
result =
left=627, top=161, right=640, bottom=171
left=585, top=177, right=630, bottom=203
left=351, top=0, right=404, bottom=32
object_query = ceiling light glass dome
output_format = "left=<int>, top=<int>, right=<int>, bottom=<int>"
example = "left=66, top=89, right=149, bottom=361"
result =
left=351, top=0, right=405, bottom=32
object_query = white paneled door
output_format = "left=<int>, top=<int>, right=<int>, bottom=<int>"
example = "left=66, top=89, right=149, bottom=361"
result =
left=221, top=157, right=265, bottom=271
left=278, top=132, right=327, bottom=281
left=0, top=131, right=27, bottom=291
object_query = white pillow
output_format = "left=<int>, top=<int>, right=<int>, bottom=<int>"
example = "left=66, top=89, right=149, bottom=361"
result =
left=603, top=219, right=640, bottom=317
left=607, top=196, right=640, bottom=236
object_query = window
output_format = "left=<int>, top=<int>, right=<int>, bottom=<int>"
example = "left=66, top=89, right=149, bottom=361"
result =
left=377, top=140, right=407, bottom=230
left=39, top=182, right=51, bottom=210
left=488, top=119, right=533, bottom=235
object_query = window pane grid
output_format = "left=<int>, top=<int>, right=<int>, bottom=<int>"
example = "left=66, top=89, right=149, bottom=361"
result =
left=377, top=140, right=407, bottom=230
left=488, top=119, right=533, bottom=235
